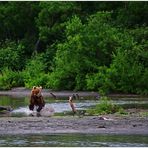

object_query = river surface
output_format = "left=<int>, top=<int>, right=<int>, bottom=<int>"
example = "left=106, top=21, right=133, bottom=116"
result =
left=0, top=95, right=148, bottom=147
left=0, top=95, right=148, bottom=116
left=0, top=133, right=148, bottom=147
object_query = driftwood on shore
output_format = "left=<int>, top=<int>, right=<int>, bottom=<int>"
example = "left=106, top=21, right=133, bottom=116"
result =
left=50, top=92, right=81, bottom=100
left=50, top=92, right=57, bottom=99
left=0, top=106, right=13, bottom=112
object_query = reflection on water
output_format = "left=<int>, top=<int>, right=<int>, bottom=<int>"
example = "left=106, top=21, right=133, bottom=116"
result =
left=0, top=133, right=148, bottom=147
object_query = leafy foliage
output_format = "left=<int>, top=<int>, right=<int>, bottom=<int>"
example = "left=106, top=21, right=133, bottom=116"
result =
left=0, top=40, right=25, bottom=71
left=0, top=1, right=147, bottom=94
left=23, top=54, right=47, bottom=88
left=0, top=67, right=24, bottom=90
left=87, top=96, right=124, bottom=115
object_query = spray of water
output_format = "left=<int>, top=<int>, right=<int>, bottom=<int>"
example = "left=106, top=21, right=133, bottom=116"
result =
left=11, top=105, right=55, bottom=117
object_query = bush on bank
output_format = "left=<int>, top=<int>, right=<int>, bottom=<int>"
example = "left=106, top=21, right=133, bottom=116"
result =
left=87, top=96, right=126, bottom=115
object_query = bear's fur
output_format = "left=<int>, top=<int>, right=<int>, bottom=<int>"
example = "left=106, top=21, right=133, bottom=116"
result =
left=29, top=86, right=45, bottom=112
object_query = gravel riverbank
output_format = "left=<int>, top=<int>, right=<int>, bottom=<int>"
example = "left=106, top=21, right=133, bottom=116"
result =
left=0, top=114, right=148, bottom=135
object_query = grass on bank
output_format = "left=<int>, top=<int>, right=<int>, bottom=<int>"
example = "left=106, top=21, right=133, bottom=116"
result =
left=86, top=96, right=127, bottom=116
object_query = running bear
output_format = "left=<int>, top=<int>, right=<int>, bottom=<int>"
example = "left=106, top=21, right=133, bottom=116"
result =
left=29, top=86, right=45, bottom=112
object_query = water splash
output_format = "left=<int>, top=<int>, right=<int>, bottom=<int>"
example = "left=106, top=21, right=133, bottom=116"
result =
left=11, top=107, right=34, bottom=116
left=40, top=105, right=55, bottom=116
left=11, top=105, right=55, bottom=117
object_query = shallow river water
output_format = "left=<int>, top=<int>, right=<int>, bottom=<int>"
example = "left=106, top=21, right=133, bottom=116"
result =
left=0, top=133, right=148, bottom=147
left=0, top=95, right=148, bottom=116
left=0, top=95, right=148, bottom=147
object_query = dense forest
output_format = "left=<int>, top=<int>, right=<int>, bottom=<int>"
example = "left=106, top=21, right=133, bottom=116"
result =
left=0, top=1, right=147, bottom=95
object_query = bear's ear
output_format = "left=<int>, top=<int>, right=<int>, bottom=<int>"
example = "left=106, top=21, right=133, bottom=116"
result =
left=33, top=86, right=36, bottom=89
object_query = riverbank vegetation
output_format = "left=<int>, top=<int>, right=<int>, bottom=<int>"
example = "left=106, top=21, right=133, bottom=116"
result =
left=0, top=1, right=147, bottom=95
left=87, top=96, right=126, bottom=115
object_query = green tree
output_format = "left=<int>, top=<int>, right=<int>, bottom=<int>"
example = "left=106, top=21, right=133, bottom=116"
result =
left=0, top=2, right=39, bottom=40
left=0, top=40, right=25, bottom=71
left=47, top=12, right=122, bottom=90
left=36, top=2, right=78, bottom=44
left=23, top=54, right=48, bottom=88
left=116, top=2, right=148, bottom=27
left=46, top=16, right=84, bottom=90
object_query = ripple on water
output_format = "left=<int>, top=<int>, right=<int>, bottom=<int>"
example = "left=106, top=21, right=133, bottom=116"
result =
left=0, top=134, right=148, bottom=147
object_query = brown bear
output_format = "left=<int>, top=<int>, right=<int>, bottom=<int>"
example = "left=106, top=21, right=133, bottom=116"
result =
left=29, top=86, right=45, bottom=113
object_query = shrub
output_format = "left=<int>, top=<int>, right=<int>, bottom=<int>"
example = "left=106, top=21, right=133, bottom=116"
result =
left=0, top=40, right=25, bottom=71
left=87, top=96, right=123, bottom=115
left=23, top=54, right=46, bottom=88
left=0, top=67, right=24, bottom=90
left=86, top=66, right=116, bottom=95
